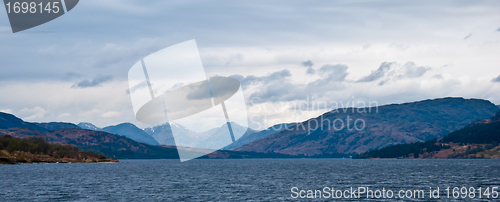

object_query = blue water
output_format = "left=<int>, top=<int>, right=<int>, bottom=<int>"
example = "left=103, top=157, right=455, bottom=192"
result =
left=1, top=159, right=499, bottom=201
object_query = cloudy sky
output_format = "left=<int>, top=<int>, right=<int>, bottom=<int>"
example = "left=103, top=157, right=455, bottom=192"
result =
left=1, top=0, right=499, bottom=130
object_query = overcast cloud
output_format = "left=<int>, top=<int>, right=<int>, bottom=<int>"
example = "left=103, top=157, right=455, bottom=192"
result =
left=357, top=62, right=393, bottom=83
left=1, top=0, right=499, bottom=129
left=72, top=75, right=113, bottom=88
left=492, top=75, right=500, bottom=82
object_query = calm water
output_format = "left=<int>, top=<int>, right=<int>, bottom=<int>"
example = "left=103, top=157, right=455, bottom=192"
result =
left=1, top=159, right=499, bottom=201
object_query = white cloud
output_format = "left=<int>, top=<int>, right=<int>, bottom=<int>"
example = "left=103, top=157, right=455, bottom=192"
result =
left=19, top=106, right=47, bottom=121
left=100, top=111, right=121, bottom=118
left=58, top=113, right=71, bottom=118
left=0, top=81, right=137, bottom=128
left=0, top=109, right=12, bottom=114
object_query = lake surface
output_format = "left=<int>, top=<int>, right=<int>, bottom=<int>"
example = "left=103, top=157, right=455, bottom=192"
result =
left=1, top=159, right=499, bottom=201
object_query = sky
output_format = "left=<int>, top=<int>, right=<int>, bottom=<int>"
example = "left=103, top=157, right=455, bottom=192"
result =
left=0, top=0, right=499, bottom=130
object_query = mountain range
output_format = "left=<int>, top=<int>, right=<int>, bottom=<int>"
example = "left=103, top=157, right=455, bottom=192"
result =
left=144, top=122, right=250, bottom=150
left=236, top=97, right=500, bottom=156
left=144, top=122, right=215, bottom=147
left=0, top=112, right=181, bottom=159
left=1, top=97, right=499, bottom=159
left=0, top=111, right=291, bottom=159
left=0, top=127, right=180, bottom=159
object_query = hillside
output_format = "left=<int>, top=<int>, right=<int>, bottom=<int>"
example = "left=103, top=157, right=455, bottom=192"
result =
left=0, top=135, right=118, bottom=164
left=356, top=110, right=500, bottom=159
left=442, top=110, right=500, bottom=145
left=0, top=128, right=180, bottom=159
left=237, top=97, right=499, bottom=156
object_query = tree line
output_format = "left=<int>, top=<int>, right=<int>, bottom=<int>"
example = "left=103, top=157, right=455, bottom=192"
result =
left=0, top=135, right=105, bottom=160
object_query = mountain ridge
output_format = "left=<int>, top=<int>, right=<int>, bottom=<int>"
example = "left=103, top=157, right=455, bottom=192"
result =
left=34, top=122, right=80, bottom=131
left=0, top=112, right=47, bottom=132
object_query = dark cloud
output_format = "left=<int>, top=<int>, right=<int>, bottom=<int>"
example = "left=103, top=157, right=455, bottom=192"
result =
left=126, top=81, right=148, bottom=94
left=71, top=75, right=113, bottom=88
left=306, top=67, right=316, bottom=74
left=492, top=75, right=500, bottom=82
left=62, top=72, right=82, bottom=80
left=229, top=69, right=292, bottom=88
left=464, top=33, right=472, bottom=40
left=247, top=62, right=431, bottom=104
left=301, top=60, right=313, bottom=67
left=248, top=64, right=348, bottom=104
left=357, top=62, right=393, bottom=83
left=432, top=74, right=444, bottom=79
left=403, top=61, right=430, bottom=78
left=496, top=27, right=500, bottom=32
left=302, top=60, right=315, bottom=74
left=318, top=64, right=348, bottom=81
left=249, top=81, right=299, bottom=103
left=378, top=79, right=389, bottom=86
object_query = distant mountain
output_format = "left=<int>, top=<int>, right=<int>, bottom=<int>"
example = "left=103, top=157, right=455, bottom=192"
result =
left=144, top=122, right=201, bottom=146
left=195, top=122, right=249, bottom=150
left=143, top=123, right=175, bottom=145
left=34, top=122, right=80, bottom=131
left=77, top=122, right=101, bottom=131
left=0, top=112, right=46, bottom=132
left=78, top=122, right=160, bottom=146
left=223, top=123, right=296, bottom=150
left=237, top=97, right=500, bottom=156
left=145, top=122, right=249, bottom=150
left=102, top=123, right=160, bottom=145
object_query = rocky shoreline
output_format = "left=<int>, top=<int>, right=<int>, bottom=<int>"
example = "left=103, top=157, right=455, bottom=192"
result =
left=0, top=150, right=119, bottom=164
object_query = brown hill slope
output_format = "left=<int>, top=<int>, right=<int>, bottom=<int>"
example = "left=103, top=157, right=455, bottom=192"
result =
left=0, top=135, right=118, bottom=164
